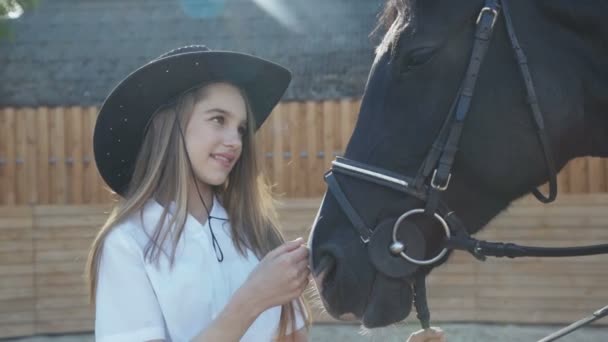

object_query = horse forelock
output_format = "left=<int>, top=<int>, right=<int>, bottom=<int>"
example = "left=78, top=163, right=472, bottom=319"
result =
left=378, top=0, right=415, bottom=28
left=374, top=0, right=416, bottom=57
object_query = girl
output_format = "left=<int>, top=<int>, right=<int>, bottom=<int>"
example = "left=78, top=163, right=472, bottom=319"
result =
left=86, top=45, right=310, bottom=341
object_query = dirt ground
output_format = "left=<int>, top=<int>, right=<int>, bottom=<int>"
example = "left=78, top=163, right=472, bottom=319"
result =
left=2, top=323, right=606, bottom=342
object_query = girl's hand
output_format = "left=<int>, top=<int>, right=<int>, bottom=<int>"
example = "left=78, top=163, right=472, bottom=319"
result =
left=242, top=237, right=310, bottom=313
left=406, top=327, right=446, bottom=342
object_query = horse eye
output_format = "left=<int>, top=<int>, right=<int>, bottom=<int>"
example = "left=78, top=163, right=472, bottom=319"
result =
left=399, top=47, right=437, bottom=74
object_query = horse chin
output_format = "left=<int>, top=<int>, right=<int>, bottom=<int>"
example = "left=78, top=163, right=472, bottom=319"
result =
left=313, top=254, right=414, bottom=328
left=362, top=273, right=414, bottom=328
left=315, top=274, right=414, bottom=328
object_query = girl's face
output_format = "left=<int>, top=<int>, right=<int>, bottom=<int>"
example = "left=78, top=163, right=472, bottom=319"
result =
left=184, top=82, right=247, bottom=187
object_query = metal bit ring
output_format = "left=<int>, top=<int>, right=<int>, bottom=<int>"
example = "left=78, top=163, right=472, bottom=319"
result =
left=392, top=209, right=451, bottom=265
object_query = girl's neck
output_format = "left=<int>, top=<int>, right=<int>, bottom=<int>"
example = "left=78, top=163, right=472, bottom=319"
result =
left=187, top=179, right=214, bottom=225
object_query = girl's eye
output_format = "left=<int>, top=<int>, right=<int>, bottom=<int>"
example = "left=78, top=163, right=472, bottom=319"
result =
left=238, top=126, right=247, bottom=137
left=211, top=116, right=225, bottom=125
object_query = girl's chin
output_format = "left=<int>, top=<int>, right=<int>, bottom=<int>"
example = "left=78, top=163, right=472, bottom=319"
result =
left=194, top=164, right=233, bottom=187
left=201, top=173, right=230, bottom=187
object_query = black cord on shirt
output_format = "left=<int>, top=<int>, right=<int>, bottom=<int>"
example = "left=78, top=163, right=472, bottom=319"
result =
left=194, top=183, right=225, bottom=263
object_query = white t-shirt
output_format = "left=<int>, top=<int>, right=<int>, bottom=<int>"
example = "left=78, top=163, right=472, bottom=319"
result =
left=94, top=198, right=305, bottom=342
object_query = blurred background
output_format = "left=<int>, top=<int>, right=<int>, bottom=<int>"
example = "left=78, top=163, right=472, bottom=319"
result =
left=0, top=0, right=607, bottom=341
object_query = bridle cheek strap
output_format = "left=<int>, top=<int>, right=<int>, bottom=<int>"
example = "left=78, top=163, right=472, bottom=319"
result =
left=325, top=171, right=373, bottom=243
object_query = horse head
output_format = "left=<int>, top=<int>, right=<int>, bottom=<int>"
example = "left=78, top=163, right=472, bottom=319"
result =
left=309, top=0, right=608, bottom=328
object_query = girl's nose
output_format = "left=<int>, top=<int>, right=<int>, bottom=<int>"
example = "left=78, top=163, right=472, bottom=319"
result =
left=223, top=128, right=242, bottom=148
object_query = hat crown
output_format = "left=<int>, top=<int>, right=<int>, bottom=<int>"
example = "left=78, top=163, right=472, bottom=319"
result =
left=157, top=45, right=210, bottom=60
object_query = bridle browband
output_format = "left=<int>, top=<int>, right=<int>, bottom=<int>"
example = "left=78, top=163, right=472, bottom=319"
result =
left=323, top=0, right=608, bottom=340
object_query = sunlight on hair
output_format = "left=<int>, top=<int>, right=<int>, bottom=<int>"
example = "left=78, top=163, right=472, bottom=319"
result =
left=251, top=0, right=303, bottom=33
left=1, top=0, right=24, bottom=19
left=179, top=0, right=225, bottom=19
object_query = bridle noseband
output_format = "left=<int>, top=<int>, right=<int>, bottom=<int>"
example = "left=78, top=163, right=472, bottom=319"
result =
left=323, top=0, right=608, bottom=339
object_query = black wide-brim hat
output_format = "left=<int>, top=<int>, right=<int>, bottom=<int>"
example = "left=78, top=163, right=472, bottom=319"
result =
left=93, top=45, right=291, bottom=196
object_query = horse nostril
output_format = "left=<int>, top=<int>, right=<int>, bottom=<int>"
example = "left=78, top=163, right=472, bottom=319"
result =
left=314, top=253, right=338, bottom=291
left=315, top=254, right=336, bottom=278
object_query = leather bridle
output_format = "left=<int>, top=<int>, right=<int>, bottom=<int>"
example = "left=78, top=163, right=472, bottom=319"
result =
left=323, top=1, right=608, bottom=340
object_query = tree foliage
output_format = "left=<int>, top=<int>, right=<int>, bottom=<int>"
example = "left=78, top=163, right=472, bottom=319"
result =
left=0, top=0, right=39, bottom=40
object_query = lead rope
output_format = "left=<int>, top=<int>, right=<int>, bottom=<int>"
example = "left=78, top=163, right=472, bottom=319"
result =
left=413, top=275, right=430, bottom=329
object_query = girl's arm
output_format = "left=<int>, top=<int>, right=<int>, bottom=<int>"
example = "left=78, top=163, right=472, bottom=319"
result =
left=192, top=238, right=310, bottom=341
left=189, top=285, right=262, bottom=342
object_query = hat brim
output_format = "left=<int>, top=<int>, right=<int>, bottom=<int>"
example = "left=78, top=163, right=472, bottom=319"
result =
left=94, top=51, right=291, bottom=195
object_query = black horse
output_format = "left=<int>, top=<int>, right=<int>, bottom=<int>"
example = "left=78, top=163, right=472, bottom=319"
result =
left=309, top=0, right=608, bottom=330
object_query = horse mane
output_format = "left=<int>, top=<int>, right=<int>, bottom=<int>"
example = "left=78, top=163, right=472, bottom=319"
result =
left=373, top=0, right=608, bottom=38
left=371, top=0, right=608, bottom=54
left=538, top=0, right=608, bottom=41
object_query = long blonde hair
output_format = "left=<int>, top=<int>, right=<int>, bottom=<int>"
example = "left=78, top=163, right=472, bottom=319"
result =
left=85, top=83, right=310, bottom=339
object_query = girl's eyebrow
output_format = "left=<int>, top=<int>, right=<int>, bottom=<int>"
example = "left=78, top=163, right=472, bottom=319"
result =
left=205, top=108, right=247, bottom=125
left=205, top=107, right=231, bottom=115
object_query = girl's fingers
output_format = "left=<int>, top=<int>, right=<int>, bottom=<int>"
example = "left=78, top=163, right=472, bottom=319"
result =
left=286, top=245, right=309, bottom=262
left=294, top=258, right=309, bottom=273
left=297, top=272, right=310, bottom=291
left=407, top=328, right=445, bottom=342
left=269, top=238, right=304, bottom=258
left=426, top=327, right=444, bottom=337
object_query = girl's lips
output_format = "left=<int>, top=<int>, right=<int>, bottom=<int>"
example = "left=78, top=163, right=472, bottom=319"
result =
left=211, top=153, right=235, bottom=168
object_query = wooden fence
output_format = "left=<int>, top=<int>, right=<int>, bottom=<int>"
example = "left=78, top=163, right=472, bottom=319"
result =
left=1, top=194, right=608, bottom=338
left=0, top=103, right=607, bottom=206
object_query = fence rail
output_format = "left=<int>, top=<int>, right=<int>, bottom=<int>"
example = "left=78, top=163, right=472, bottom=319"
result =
left=0, top=103, right=606, bottom=205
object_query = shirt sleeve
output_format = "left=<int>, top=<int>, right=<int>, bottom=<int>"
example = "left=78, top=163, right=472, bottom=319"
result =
left=94, top=228, right=167, bottom=342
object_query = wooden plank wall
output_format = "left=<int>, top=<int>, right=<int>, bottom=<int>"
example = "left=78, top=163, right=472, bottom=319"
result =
left=0, top=104, right=607, bottom=206
left=425, top=194, right=608, bottom=323
left=0, top=207, right=34, bottom=338
left=1, top=195, right=608, bottom=338
left=0, top=106, right=109, bottom=206
left=0, top=205, right=111, bottom=338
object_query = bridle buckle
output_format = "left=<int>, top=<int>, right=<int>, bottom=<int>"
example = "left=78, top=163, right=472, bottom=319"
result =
left=476, top=7, right=499, bottom=28
left=431, top=169, right=451, bottom=191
